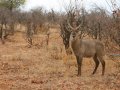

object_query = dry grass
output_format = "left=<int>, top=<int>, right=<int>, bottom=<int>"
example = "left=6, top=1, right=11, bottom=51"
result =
left=0, top=27, right=120, bottom=90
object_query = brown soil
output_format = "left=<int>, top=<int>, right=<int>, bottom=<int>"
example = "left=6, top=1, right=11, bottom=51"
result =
left=0, top=28, right=120, bottom=90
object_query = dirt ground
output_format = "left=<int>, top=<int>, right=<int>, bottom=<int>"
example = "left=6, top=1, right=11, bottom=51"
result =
left=0, top=28, right=120, bottom=90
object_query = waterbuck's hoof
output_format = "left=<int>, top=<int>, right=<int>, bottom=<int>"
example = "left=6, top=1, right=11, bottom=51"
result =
left=90, top=73, right=95, bottom=77
left=92, top=72, right=95, bottom=75
left=77, top=74, right=81, bottom=77
left=102, top=74, right=104, bottom=76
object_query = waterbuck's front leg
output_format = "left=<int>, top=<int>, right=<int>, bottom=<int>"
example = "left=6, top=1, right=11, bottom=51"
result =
left=76, top=56, right=83, bottom=76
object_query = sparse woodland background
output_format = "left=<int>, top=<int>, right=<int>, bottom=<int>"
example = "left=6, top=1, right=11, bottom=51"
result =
left=0, top=0, right=119, bottom=49
left=0, top=0, right=120, bottom=90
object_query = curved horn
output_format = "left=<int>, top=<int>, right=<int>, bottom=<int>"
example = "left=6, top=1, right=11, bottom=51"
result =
left=67, top=20, right=74, bottom=30
left=67, top=20, right=81, bottom=31
left=75, top=24, right=81, bottom=30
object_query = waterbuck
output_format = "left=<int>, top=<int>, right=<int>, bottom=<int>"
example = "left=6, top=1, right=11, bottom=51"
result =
left=66, top=21, right=105, bottom=76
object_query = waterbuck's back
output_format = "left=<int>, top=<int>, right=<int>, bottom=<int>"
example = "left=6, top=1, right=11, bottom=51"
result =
left=71, top=39, right=105, bottom=57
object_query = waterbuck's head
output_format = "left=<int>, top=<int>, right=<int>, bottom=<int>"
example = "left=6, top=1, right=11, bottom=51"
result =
left=68, top=20, right=81, bottom=39
left=64, top=20, right=81, bottom=54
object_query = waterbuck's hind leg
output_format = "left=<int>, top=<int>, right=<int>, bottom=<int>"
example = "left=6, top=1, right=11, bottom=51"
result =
left=98, top=56, right=105, bottom=75
left=92, top=54, right=100, bottom=75
left=76, top=56, right=83, bottom=76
